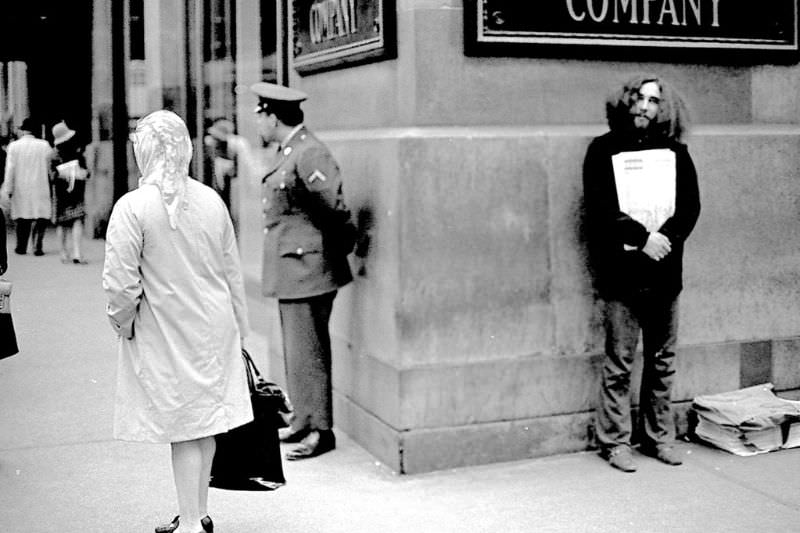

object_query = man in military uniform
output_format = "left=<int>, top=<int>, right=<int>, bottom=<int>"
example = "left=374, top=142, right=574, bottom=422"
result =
left=249, top=82, right=355, bottom=460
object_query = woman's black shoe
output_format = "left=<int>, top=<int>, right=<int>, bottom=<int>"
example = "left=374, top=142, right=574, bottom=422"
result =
left=154, top=516, right=179, bottom=533
left=155, top=515, right=214, bottom=533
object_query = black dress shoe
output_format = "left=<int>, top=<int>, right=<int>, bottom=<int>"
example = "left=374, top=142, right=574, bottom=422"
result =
left=286, top=429, right=336, bottom=461
left=155, top=515, right=213, bottom=533
left=279, top=426, right=310, bottom=443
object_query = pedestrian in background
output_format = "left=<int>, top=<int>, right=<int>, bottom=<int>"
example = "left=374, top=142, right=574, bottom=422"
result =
left=0, top=204, right=18, bottom=360
left=0, top=135, right=10, bottom=189
left=49, top=121, right=90, bottom=264
left=583, top=74, right=701, bottom=473
left=1, top=118, right=52, bottom=256
left=102, top=110, right=252, bottom=533
left=231, top=82, right=356, bottom=460
left=204, top=118, right=239, bottom=233
left=0, top=206, right=7, bottom=276
left=204, top=118, right=237, bottom=208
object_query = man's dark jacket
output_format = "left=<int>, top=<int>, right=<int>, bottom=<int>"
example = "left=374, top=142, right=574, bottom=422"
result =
left=582, top=131, right=701, bottom=300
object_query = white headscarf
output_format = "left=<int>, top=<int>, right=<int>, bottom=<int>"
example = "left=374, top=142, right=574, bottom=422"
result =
left=132, top=110, right=194, bottom=230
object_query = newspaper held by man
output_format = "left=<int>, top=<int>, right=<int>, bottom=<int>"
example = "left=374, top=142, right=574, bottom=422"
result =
left=612, top=149, right=676, bottom=250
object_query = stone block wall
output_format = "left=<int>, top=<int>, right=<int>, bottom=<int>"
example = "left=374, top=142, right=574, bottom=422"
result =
left=233, top=0, right=800, bottom=473
left=322, top=127, right=800, bottom=473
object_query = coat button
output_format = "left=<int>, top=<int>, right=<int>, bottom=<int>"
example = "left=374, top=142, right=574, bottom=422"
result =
left=279, top=182, right=286, bottom=189
left=262, top=198, right=267, bottom=204
left=296, top=247, right=303, bottom=255
left=263, top=228, right=269, bottom=234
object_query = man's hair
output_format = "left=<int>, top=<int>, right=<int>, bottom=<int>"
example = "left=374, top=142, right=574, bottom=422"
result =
left=605, top=74, right=690, bottom=142
left=265, top=101, right=304, bottom=127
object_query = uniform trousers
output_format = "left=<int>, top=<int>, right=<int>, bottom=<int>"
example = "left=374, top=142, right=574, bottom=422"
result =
left=15, top=218, right=48, bottom=254
left=278, top=291, right=337, bottom=433
left=596, top=291, right=679, bottom=451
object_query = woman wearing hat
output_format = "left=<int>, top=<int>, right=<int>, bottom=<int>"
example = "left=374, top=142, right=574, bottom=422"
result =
left=49, top=121, right=90, bottom=264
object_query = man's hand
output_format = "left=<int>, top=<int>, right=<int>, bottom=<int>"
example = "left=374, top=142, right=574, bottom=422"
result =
left=225, top=134, right=246, bottom=155
left=642, top=232, right=671, bottom=261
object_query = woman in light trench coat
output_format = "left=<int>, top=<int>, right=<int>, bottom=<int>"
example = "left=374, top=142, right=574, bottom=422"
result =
left=103, top=110, right=252, bottom=533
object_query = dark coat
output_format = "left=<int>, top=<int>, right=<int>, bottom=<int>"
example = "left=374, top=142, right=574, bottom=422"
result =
left=261, top=126, right=353, bottom=299
left=583, top=131, right=701, bottom=300
left=0, top=206, right=16, bottom=359
left=49, top=146, right=88, bottom=225
left=0, top=207, right=6, bottom=273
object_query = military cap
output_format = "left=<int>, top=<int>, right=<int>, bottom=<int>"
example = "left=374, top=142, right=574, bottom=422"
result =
left=250, top=82, right=307, bottom=103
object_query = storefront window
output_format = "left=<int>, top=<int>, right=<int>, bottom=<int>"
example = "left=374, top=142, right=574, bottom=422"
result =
left=127, top=0, right=148, bottom=121
left=204, top=0, right=233, bottom=62
left=202, top=0, right=236, bottom=125
left=129, top=0, right=145, bottom=61
left=261, top=0, right=278, bottom=82
left=201, top=0, right=237, bottom=201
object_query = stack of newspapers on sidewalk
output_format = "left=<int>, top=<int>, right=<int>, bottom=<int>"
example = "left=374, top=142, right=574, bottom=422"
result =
left=692, top=383, right=800, bottom=456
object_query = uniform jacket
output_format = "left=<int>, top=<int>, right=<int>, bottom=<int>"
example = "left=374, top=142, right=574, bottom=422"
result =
left=102, top=180, right=253, bottom=443
left=2, top=134, right=53, bottom=220
left=583, top=131, right=701, bottom=300
left=261, top=126, right=353, bottom=299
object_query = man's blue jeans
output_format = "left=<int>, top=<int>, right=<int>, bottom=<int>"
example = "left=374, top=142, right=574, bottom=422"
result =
left=595, top=291, right=679, bottom=450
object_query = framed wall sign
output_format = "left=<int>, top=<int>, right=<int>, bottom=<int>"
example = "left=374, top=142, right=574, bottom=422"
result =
left=464, top=0, right=799, bottom=62
left=292, top=0, right=396, bottom=74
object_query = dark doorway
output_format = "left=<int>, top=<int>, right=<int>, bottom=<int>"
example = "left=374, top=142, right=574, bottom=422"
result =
left=2, top=1, right=93, bottom=146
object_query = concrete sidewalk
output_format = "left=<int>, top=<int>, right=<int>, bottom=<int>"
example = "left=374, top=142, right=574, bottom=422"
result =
left=1, top=232, right=799, bottom=533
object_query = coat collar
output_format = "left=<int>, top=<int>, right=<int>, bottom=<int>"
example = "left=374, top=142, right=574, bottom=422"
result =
left=278, top=124, right=306, bottom=153
left=262, top=126, right=309, bottom=182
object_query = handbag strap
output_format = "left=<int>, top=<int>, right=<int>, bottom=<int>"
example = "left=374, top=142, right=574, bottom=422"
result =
left=241, top=348, right=263, bottom=391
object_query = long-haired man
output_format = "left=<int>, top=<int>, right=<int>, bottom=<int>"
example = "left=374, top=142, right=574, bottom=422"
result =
left=583, top=75, right=701, bottom=472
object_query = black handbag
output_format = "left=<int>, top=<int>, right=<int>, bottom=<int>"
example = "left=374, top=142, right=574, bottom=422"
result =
left=0, top=279, right=19, bottom=360
left=241, top=347, right=293, bottom=429
left=210, top=349, right=291, bottom=491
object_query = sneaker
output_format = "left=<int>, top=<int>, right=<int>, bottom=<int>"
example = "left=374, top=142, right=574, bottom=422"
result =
left=641, top=444, right=683, bottom=466
left=604, top=445, right=637, bottom=472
